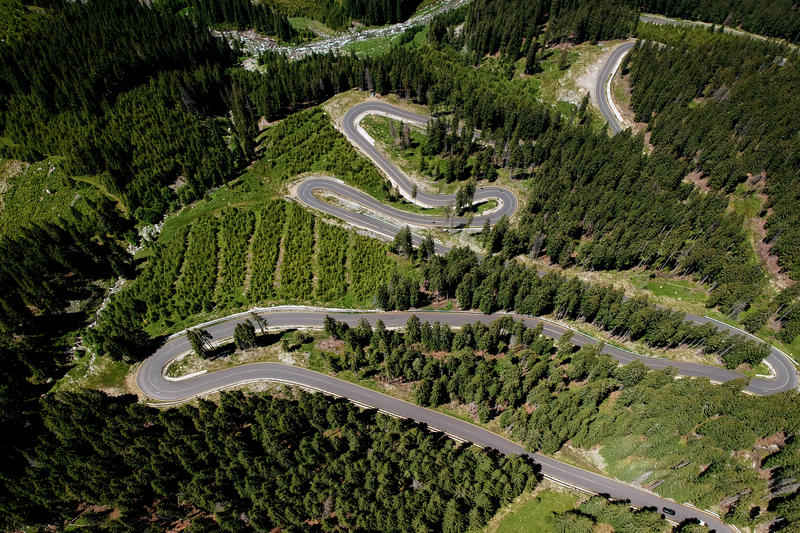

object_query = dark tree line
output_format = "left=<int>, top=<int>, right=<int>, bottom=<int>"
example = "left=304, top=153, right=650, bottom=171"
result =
left=159, top=0, right=295, bottom=40
left=422, top=117, right=496, bottom=182
left=0, top=0, right=230, bottom=117
left=3, top=389, right=537, bottom=531
left=417, top=248, right=770, bottom=369
left=460, top=0, right=637, bottom=60
left=349, top=239, right=771, bottom=369
left=636, top=0, right=800, bottom=42
left=0, top=0, right=245, bottom=222
left=321, top=314, right=637, bottom=447
left=341, top=0, right=424, bottom=26
left=276, top=0, right=424, bottom=31
left=0, top=198, right=131, bottom=340
left=0, top=198, right=134, bottom=527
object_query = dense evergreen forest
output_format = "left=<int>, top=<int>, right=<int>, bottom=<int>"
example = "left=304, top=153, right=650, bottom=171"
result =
left=3, top=0, right=800, bottom=530
left=0, top=0, right=243, bottom=221
left=158, top=0, right=295, bottom=40
left=271, top=0, right=425, bottom=30
left=637, top=0, right=800, bottom=41
left=625, top=24, right=800, bottom=342
left=7, top=389, right=537, bottom=530
left=461, top=0, right=637, bottom=58
left=316, top=314, right=800, bottom=528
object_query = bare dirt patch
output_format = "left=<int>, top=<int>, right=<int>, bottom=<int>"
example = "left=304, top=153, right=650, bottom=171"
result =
left=555, top=443, right=608, bottom=475
left=604, top=389, right=622, bottom=409
left=742, top=173, right=793, bottom=288
left=755, top=431, right=787, bottom=450
left=572, top=444, right=607, bottom=471
left=125, top=370, right=144, bottom=399
left=258, top=116, right=284, bottom=131
left=575, top=40, right=624, bottom=108
left=684, top=170, right=712, bottom=192
left=427, top=297, right=455, bottom=310
left=755, top=223, right=793, bottom=288
left=0, top=159, right=28, bottom=213
left=375, top=377, right=413, bottom=398
left=316, top=338, right=345, bottom=354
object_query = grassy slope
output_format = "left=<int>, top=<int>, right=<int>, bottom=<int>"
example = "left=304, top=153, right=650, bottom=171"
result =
left=478, top=41, right=616, bottom=132
left=481, top=488, right=578, bottom=533
left=52, top=352, right=130, bottom=396
left=342, top=25, right=429, bottom=57
left=288, top=16, right=334, bottom=37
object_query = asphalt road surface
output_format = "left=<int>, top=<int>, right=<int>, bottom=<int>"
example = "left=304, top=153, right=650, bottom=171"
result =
left=140, top=75, right=795, bottom=533
left=295, top=177, right=450, bottom=254
left=294, top=100, right=517, bottom=219
left=291, top=98, right=797, bottom=395
left=590, top=41, right=798, bottom=394
left=595, top=41, right=636, bottom=134
left=137, top=308, right=776, bottom=532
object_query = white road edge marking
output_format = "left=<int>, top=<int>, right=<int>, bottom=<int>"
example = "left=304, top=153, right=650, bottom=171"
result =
left=605, top=46, right=631, bottom=126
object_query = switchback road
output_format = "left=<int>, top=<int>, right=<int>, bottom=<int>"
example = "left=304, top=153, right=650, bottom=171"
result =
left=292, top=102, right=518, bottom=238
left=137, top=307, right=765, bottom=532
left=590, top=42, right=798, bottom=391
left=287, top=98, right=796, bottom=397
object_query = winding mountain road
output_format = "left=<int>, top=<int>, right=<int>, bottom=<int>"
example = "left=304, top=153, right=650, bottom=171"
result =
left=293, top=102, right=518, bottom=240
left=137, top=307, right=779, bottom=532
left=596, top=41, right=636, bottom=134
left=286, top=98, right=796, bottom=396
left=589, top=43, right=798, bottom=392
left=138, top=55, right=795, bottom=531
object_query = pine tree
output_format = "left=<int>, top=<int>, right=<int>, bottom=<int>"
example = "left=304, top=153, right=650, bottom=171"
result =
left=187, top=328, right=213, bottom=359
left=233, top=320, right=257, bottom=351
left=524, top=41, right=539, bottom=74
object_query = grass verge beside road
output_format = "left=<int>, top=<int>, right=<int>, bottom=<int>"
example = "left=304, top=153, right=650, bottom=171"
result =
left=481, top=487, right=579, bottom=533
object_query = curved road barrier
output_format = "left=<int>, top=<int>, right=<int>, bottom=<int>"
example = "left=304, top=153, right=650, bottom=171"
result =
left=136, top=307, right=787, bottom=532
